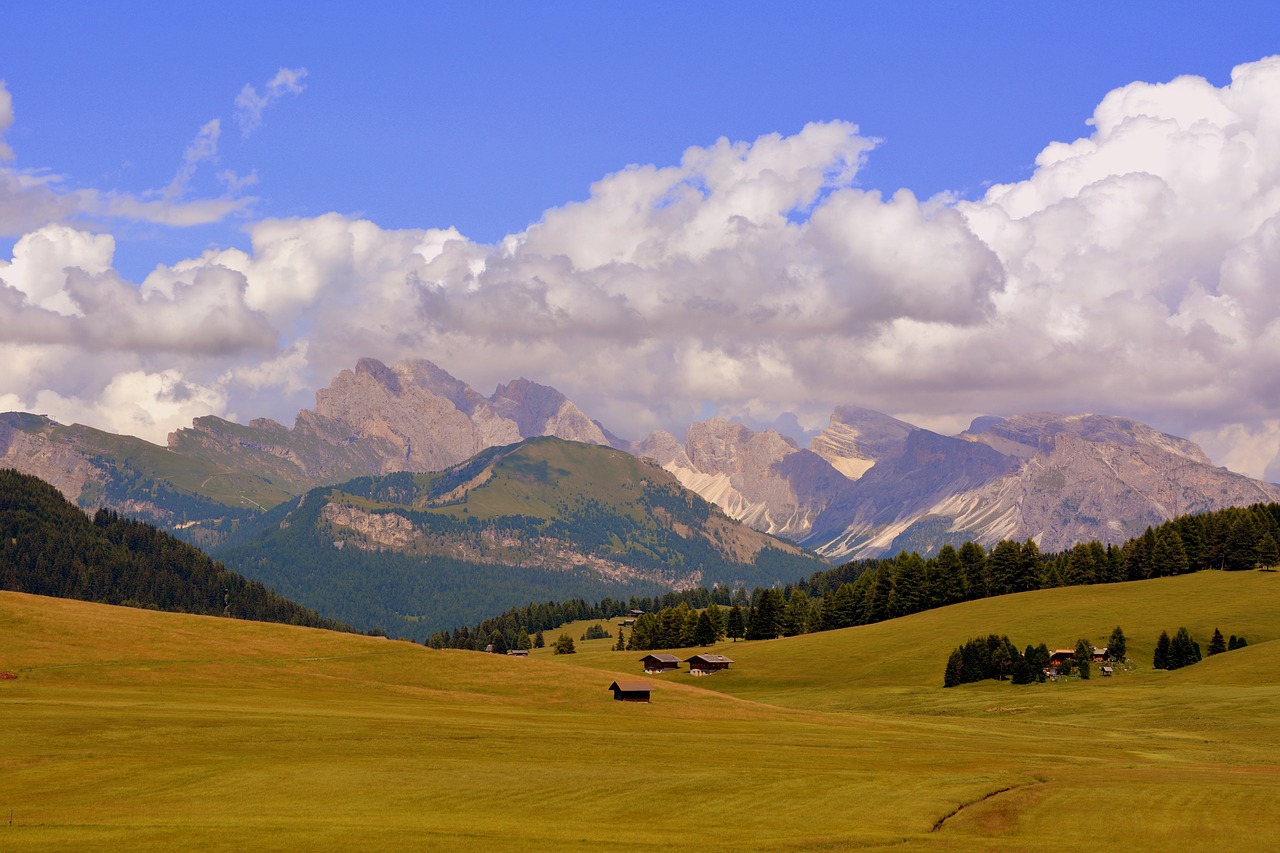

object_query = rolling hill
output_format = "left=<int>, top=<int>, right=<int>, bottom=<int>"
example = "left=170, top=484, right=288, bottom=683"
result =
left=214, top=436, right=825, bottom=638
left=0, top=468, right=349, bottom=632
left=2, top=569, right=1276, bottom=851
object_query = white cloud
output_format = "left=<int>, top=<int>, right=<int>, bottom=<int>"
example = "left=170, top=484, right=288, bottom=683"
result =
left=235, top=67, right=308, bottom=136
left=165, top=119, right=221, bottom=201
left=7, top=57, right=1280, bottom=478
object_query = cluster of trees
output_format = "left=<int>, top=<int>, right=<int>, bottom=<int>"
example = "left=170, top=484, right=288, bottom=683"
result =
left=1153, top=628, right=1201, bottom=670
left=582, top=623, right=612, bottom=640
left=433, top=501, right=1280, bottom=653
left=0, top=470, right=350, bottom=632
left=625, top=601, right=744, bottom=650
left=943, top=627, right=1127, bottom=687
left=426, top=585, right=743, bottom=650
left=552, top=634, right=575, bottom=655
left=944, top=635, right=1052, bottom=686
left=1150, top=625, right=1246, bottom=670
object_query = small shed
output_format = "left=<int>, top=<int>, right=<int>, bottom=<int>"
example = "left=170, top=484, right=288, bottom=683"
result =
left=1092, top=646, right=1108, bottom=662
left=626, top=609, right=646, bottom=618
left=608, top=680, right=653, bottom=702
left=1100, top=665, right=1114, bottom=677
left=686, top=653, right=734, bottom=675
left=640, top=653, right=681, bottom=674
left=507, top=648, right=529, bottom=657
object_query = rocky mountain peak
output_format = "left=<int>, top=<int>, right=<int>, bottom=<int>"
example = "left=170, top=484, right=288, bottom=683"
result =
left=490, top=378, right=609, bottom=446
left=810, top=405, right=916, bottom=480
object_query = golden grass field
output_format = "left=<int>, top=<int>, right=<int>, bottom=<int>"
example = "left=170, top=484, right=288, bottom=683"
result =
left=3, top=570, right=1278, bottom=851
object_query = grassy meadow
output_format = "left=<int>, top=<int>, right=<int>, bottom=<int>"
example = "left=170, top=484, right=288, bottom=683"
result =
left=3, top=570, right=1279, bottom=850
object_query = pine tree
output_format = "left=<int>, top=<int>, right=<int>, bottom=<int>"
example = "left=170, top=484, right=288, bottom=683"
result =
left=1074, top=638, right=1092, bottom=679
left=943, top=648, right=964, bottom=688
left=1167, top=627, right=1200, bottom=670
left=726, top=604, right=745, bottom=642
left=614, top=628, right=626, bottom=651
left=958, top=541, right=987, bottom=600
left=1153, top=631, right=1171, bottom=670
left=534, top=629, right=545, bottom=649
left=706, top=602, right=726, bottom=640
left=1207, top=628, right=1227, bottom=656
left=693, top=611, right=717, bottom=646
left=1108, top=626, right=1127, bottom=662
left=553, top=634, right=576, bottom=655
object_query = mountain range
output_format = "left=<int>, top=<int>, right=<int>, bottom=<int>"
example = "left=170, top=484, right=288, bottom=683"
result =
left=4, top=356, right=1278, bottom=567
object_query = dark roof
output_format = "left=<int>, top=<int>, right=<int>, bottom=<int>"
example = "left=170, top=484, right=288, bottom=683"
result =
left=640, top=653, right=680, bottom=663
left=686, top=654, right=734, bottom=664
left=608, top=680, right=653, bottom=693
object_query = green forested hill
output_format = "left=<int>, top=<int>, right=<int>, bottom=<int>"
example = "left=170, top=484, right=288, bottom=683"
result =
left=216, top=437, right=826, bottom=638
left=0, top=468, right=351, bottom=632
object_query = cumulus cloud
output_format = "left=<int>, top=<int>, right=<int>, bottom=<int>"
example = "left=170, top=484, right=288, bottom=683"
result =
left=235, top=67, right=308, bottom=136
left=7, top=57, right=1280, bottom=478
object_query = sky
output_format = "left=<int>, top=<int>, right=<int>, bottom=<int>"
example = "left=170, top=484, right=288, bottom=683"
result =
left=5, top=3, right=1280, bottom=478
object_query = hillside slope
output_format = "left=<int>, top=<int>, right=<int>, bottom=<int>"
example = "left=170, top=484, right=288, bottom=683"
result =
left=215, top=437, right=825, bottom=637
left=3, top=571, right=1278, bottom=851
left=0, top=469, right=349, bottom=631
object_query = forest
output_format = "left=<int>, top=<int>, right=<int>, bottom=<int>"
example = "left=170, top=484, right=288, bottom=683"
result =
left=434, top=501, right=1280, bottom=651
left=0, top=469, right=351, bottom=632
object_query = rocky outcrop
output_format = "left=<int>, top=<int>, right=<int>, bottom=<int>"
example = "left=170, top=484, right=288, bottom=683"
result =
left=633, top=418, right=848, bottom=540
left=801, top=412, right=1280, bottom=560
left=168, top=358, right=611, bottom=491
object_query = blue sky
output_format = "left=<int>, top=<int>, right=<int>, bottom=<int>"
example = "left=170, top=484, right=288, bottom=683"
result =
left=8, top=3, right=1276, bottom=275
left=5, top=3, right=1280, bottom=478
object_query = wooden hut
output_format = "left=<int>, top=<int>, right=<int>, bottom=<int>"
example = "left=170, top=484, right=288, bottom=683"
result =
left=640, top=653, right=681, bottom=674
left=608, top=680, right=653, bottom=702
left=685, top=653, right=734, bottom=675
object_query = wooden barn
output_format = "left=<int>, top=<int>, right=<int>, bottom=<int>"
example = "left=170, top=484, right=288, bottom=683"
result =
left=608, top=680, right=653, bottom=702
left=686, top=653, right=734, bottom=675
left=640, top=653, right=681, bottom=674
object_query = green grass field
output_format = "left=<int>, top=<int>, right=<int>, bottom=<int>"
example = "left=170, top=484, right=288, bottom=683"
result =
left=4, top=571, right=1278, bottom=850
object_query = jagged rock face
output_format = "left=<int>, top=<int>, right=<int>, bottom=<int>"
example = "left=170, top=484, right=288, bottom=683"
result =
left=634, top=418, right=847, bottom=540
left=803, top=412, right=1280, bottom=561
left=168, top=358, right=609, bottom=490
left=809, top=406, right=916, bottom=480
left=490, top=378, right=609, bottom=445
left=0, top=414, right=98, bottom=505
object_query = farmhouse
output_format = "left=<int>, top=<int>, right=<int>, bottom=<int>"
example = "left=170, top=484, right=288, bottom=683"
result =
left=608, top=680, right=652, bottom=702
left=641, top=653, right=681, bottom=673
left=1049, top=649, right=1076, bottom=666
left=686, top=653, right=734, bottom=675
left=1092, top=646, right=1108, bottom=662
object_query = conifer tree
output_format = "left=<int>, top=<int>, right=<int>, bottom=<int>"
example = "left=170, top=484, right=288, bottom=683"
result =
left=693, top=611, right=717, bottom=646
left=944, top=648, right=964, bottom=688
left=1207, top=628, right=1227, bottom=656
left=614, top=628, right=626, bottom=651
left=534, top=629, right=545, bottom=649
left=726, top=604, right=745, bottom=642
left=1108, top=626, right=1127, bottom=662
left=706, top=602, right=726, bottom=640
left=958, top=541, right=987, bottom=600
left=1153, top=631, right=1171, bottom=670
left=1074, top=638, right=1092, bottom=679
left=1167, top=627, right=1200, bottom=670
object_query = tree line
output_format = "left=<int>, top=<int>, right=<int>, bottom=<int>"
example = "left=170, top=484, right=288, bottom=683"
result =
left=0, top=469, right=352, bottom=632
left=432, top=501, right=1280, bottom=651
